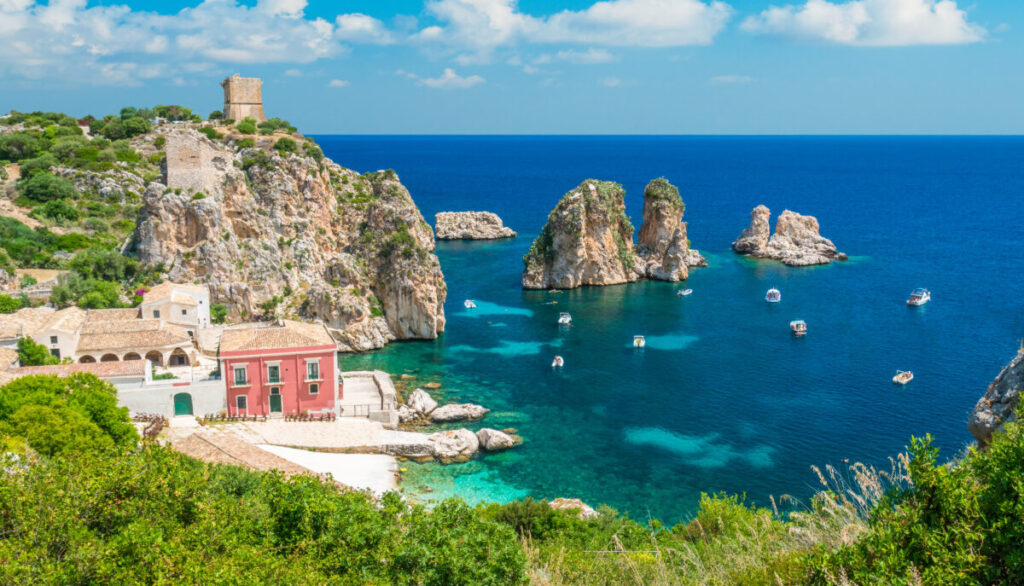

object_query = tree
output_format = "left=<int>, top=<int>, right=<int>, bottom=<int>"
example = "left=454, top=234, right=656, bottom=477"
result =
left=16, top=336, right=59, bottom=366
left=211, top=303, right=227, bottom=324
left=20, top=172, right=77, bottom=202
left=0, top=294, right=21, bottom=313
left=123, top=116, right=150, bottom=137
left=0, top=133, right=45, bottom=161
left=119, top=106, right=138, bottom=120
left=68, top=248, right=138, bottom=282
left=208, top=110, right=223, bottom=120
left=100, top=118, right=126, bottom=140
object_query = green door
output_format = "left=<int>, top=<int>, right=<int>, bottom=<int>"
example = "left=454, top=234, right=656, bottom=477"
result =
left=173, top=393, right=193, bottom=416
left=269, top=388, right=282, bottom=414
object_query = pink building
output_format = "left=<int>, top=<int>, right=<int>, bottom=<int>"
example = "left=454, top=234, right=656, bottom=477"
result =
left=220, top=320, right=339, bottom=417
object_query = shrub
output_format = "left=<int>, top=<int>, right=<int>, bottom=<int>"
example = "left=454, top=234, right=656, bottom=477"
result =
left=208, top=110, right=223, bottom=120
left=18, top=275, right=36, bottom=288
left=81, top=217, right=108, bottom=232
left=241, top=150, right=273, bottom=171
left=0, top=294, right=21, bottom=313
left=20, top=173, right=77, bottom=202
left=18, top=153, right=57, bottom=178
left=68, top=247, right=138, bottom=282
left=235, top=138, right=255, bottom=148
left=153, top=136, right=166, bottom=148
left=100, top=118, right=126, bottom=140
left=273, top=137, right=298, bottom=154
left=235, top=119, right=257, bottom=135
left=191, top=192, right=206, bottom=200
left=16, top=336, right=59, bottom=366
left=211, top=303, right=227, bottom=324
left=29, top=199, right=80, bottom=223
left=123, top=116, right=150, bottom=137
left=198, top=126, right=222, bottom=140
left=303, top=142, right=323, bottom=162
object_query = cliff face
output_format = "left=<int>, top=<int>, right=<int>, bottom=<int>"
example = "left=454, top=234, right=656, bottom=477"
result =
left=636, top=178, right=703, bottom=282
left=134, top=129, right=445, bottom=351
left=969, top=353, right=1024, bottom=447
left=522, top=180, right=641, bottom=289
left=435, top=211, right=516, bottom=240
left=732, top=206, right=838, bottom=266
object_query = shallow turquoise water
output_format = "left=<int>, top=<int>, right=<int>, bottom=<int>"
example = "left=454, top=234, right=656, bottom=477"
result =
left=327, top=136, right=1024, bottom=524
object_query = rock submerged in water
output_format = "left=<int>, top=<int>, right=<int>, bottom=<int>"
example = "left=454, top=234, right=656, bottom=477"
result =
left=435, top=211, right=516, bottom=240
left=968, top=353, right=1024, bottom=447
left=522, top=178, right=704, bottom=290
left=731, top=205, right=839, bottom=266
left=476, top=428, right=517, bottom=451
left=427, top=429, right=480, bottom=463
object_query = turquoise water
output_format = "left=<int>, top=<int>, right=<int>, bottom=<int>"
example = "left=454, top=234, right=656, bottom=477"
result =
left=326, top=136, right=1024, bottom=524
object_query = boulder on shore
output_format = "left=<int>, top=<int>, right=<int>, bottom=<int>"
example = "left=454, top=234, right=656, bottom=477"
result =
left=435, top=211, right=516, bottom=240
left=731, top=205, right=839, bottom=266
left=407, top=388, right=438, bottom=416
left=430, top=403, right=490, bottom=423
left=476, top=428, right=517, bottom=451
left=549, top=498, right=598, bottom=520
left=969, top=353, right=1024, bottom=447
left=428, top=429, right=480, bottom=463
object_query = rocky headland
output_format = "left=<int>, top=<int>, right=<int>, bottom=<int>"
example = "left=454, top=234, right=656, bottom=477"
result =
left=435, top=211, right=516, bottom=240
left=522, top=178, right=704, bottom=289
left=732, top=205, right=840, bottom=266
left=969, top=352, right=1023, bottom=447
left=132, top=128, right=446, bottom=351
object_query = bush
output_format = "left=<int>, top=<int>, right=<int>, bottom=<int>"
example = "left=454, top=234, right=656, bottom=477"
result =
left=235, top=138, right=255, bottom=148
left=211, top=303, right=227, bottom=324
left=50, top=273, right=124, bottom=309
left=153, top=136, right=166, bottom=148
left=208, top=110, right=223, bottom=120
left=241, top=149, right=273, bottom=171
left=273, top=137, right=298, bottom=154
left=68, top=247, right=139, bottom=282
left=235, top=119, right=257, bottom=135
left=191, top=192, right=206, bottom=200
left=16, top=336, right=59, bottom=366
left=198, top=126, right=222, bottom=140
left=0, top=133, right=45, bottom=161
left=20, top=172, right=77, bottom=202
left=0, top=294, right=21, bottom=313
left=17, top=153, right=56, bottom=178
left=29, top=199, right=80, bottom=223
left=303, top=142, right=323, bottom=162
left=123, top=116, right=150, bottom=137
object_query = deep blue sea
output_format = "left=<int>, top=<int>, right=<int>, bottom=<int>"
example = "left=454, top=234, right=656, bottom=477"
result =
left=314, top=136, right=1024, bottom=524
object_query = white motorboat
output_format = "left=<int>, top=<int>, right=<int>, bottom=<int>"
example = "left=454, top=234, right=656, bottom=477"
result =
left=551, top=356, right=564, bottom=368
left=790, top=320, right=807, bottom=336
left=765, top=288, right=781, bottom=303
left=633, top=335, right=646, bottom=349
left=677, top=289, right=693, bottom=297
left=907, top=289, right=930, bottom=306
left=558, top=312, right=572, bottom=325
left=893, top=370, right=914, bottom=385
left=463, top=299, right=477, bottom=309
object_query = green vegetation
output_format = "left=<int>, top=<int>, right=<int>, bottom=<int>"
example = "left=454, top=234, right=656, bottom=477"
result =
left=21, top=172, right=77, bottom=202
left=235, top=117, right=258, bottom=135
left=198, top=126, right=222, bottom=140
left=273, top=136, right=298, bottom=154
left=210, top=303, right=227, bottom=324
left=16, top=337, right=59, bottom=366
left=0, top=294, right=23, bottom=313
left=257, top=117, right=297, bottom=135
left=645, top=177, right=685, bottom=214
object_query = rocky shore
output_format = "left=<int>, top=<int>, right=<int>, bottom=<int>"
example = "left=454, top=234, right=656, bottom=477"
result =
left=522, top=178, right=704, bottom=289
left=732, top=205, right=840, bottom=266
left=969, top=352, right=1024, bottom=447
left=435, top=211, right=516, bottom=240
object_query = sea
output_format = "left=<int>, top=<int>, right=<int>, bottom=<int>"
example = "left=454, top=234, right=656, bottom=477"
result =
left=312, top=135, right=1024, bottom=525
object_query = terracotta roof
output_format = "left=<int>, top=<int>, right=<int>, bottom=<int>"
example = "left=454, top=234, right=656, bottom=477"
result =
left=142, top=281, right=207, bottom=305
left=77, top=319, right=192, bottom=353
left=0, top=308, right=54, bottom=338
left=220, top=320, right=335, bottom=353
left=42, top=307, right=87, bottom=334
left=14, top=359, right=147, bottom=378
left=0, top=347, right=18, bottom=370
left=173, top=433, right=316, bottom=478
left=171, top=292, right=199, bottom=306
left=86, top=308, right=141, bottom=322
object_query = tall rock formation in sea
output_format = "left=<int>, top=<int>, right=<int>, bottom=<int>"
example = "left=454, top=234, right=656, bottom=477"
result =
left=134, top=129, right=446, bottom=351
left=636, top=178, right=705, bottom=282
left=521, top=180, right=641, bottom=289
left=968, top=353, right=1024, bottom=447
left=732, top=206, right=839, bottom=266
left=522, top=178, right=704, bottom=289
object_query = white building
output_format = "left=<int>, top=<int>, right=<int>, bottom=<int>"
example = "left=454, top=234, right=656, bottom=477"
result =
left=138, top=282, right=211, bottom=335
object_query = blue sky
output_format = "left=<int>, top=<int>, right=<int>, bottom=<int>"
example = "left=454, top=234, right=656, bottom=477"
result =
left=0, top=0, right=1020, bottom=134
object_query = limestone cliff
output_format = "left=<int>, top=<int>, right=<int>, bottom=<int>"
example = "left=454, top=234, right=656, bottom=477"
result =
left=636, top=178, right=705, bottom=282
left=522, top=180, right=641, bottom=289
left=732, top=206, right=839, bottom=266
left=969, top=353, right=1024, bottom=447
left=133, top=129, right=445, bottom=351
left=435, top=211, right=516, bottom=240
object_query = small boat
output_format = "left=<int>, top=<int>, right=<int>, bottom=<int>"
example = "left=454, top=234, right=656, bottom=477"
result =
left=907, top=288, right=930, bottom=306
left=790, top=320, right=807, bottom=336
left=765, top=288, right=781, bottom=303
left=558, top=312, right=572, bottom=325
left=677, top=289, right=693, bottom=297
left=633, top=335, right=646, bottom=349
left=551, top=355, right=564, bottom=368
left=893, top=370, right=914, bottom=385
left=463, top=299, right=477, bottom=309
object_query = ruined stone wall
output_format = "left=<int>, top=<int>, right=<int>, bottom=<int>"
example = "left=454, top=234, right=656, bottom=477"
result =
left=221, top=75, right=266, bottom=122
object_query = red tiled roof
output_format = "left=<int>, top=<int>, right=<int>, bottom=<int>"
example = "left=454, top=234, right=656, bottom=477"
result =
left=220, top=319, right=335, bottom=353
left=14, top=360, right=147, bottom=378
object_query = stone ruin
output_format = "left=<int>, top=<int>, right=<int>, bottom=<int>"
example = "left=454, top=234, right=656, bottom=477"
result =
left=221, top=74, right=266, bottom=122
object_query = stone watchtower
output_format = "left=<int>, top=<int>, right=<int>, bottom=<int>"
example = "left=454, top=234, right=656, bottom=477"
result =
left=221, top=74, right=266, bottom=122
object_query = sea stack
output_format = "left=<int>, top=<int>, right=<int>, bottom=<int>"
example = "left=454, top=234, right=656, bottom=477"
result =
left=435, top=211, right=516, bottom=240
left=636, top=178, right=705, bottom=282
left=522, top=180, right=640, bottom=289
left=968, top=353, right=1024, bottom=447
left=732, top=206, right=839, bottom=266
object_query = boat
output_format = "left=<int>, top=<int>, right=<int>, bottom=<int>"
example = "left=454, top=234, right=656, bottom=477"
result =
left=790, top=320, right=807, bottom=336
left=463, top=299, right=477, bottom=309
left=633, top=335, right=646, bottom=349
left=677, top=289, right=693, bottom=297
left=893, top=370, right=914, bottom=385
left=765, top=288, right=781, bottom=303
left=551, top=356, right=564, bottom=368
left=558, top=312, right=572, bottom=325
left=907, top=288, right=930, bottom=306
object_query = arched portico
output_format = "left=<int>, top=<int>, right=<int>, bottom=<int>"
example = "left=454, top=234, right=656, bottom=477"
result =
left=100, top=353, right=119, bottom=362
left=124, top=352, right=142, bottom=361
left=169, top=347, right=189, bottom=367
left=145, top=350, right=163, bottom=366
left=78, top=355, right=96, bottom=363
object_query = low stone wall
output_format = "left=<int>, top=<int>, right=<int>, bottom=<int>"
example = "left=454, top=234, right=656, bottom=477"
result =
left=116, top=378, right=226, bottom=418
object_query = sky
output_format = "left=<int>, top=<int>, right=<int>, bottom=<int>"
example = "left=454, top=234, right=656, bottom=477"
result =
left=0, top=0, right=1021, bottom=134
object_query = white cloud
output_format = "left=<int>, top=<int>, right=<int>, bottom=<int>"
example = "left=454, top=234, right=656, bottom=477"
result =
left=400, top=67, right=485, bottom=89
left=741, top=0, right=985, bottom=46
left=327, top=78, right=350, bottom=87
left=709, top=74, right=752, bottom=83
left=602, top=76, right=622, bottom=87
left=284, top=68, right=303, bottom=76
left=556, top=48, right=614, bottom=64
left=0, top=0, right=385, bottom=85
left=418, top=0, right=732, bottom=61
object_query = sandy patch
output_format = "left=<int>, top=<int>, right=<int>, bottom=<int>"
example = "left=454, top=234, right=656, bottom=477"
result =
left=258, top=444, right=399, bottom=496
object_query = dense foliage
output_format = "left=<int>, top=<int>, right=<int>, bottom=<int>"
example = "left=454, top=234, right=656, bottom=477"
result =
left=15, top=337, right=59, bottom=367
